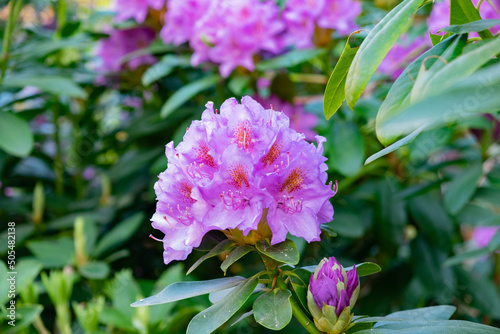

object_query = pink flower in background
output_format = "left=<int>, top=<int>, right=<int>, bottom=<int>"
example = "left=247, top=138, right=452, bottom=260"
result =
left=95, top=27, right=156, bottom=73
left=152, top=96, right=335, bottom=264
left=255, top=95, right=318, bottom=141
left=378, top=35, right=429, bottom=80
left=114, top=0, right=165, bottom=23
left=282, top=0, right=325, bottom=48
left=317, top=0, right=362, bottom=36
left=160, top=0, right=211, bottom=46
left=472, top=226, right=499, bottom=248
left=428, top=0, right=500, bottom=36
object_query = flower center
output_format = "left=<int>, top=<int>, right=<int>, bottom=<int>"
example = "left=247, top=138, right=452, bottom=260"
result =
left=228, top=163, right=250, bottom=188
left=280, top=167, right=305, bottom=193
left=233, top=121, right=253, bottom=151
left=196, top=142, right=217, bottom=168
left=261, top=140, right=283, bottom=166
left=177, top=181, right=196, bottom=203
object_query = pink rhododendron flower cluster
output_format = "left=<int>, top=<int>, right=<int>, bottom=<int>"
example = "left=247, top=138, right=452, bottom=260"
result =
left=282, top=0, right=361, bottom=48
left=428, top=0, right=500, bottom=37
left=160, top=0, right=361, bottom=76
left=472, top=226, right=499, bottom=248
left=378, top=35, right=429, bottom=80
left=94, top=27, right=156, bottom=73
left=152, top=97, right=336, bottom=264
left=113, top=0, right=165, bottom=23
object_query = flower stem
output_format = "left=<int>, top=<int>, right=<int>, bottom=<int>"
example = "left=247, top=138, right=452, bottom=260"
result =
left=275, top=276, right=321, bottom=334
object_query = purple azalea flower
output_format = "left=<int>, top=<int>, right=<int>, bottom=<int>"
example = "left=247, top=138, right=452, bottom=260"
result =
left=378, top=34, right=429, bottom=80
left=472, top=226, right=499, bottom=248
left=317, top=0, right=362, bottom=36
left=307, top=257, right=360, bottom=333
left=114, top=0, right=165, bottom=23
left=254, top=95, right=318, bottom=141
left=428, top=0, right=500, bottom=37
left=94, top=27, right=156, bottom=73
left=152, top=97, right=336, bottom=264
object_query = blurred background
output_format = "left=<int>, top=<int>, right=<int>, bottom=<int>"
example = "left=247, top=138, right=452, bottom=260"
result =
left=0, top=0, right=499, bottom=333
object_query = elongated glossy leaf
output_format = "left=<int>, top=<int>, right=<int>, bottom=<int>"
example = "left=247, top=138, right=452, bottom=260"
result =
left=451, top=0, right=494, bottom=39
left=288, top=268, right=312, bottom=313
left=2, top=76, right=87, bottom=98
left=220, top=245, right=254, bottom=275
left=376, top=34, right=466, bottom=145
left=131, top=276, right=245, bottom=307
left=256, top=239, right=299, bottom=265
left=253, top=289, right=292, bottom=330
left=365, top=126, right=424, bottom=164
left=421, top=38, right=500, bottom=99
left=256, top=48, right=326, bottom=71
left=0, top=112, right=34, bottom=157
left=93, top=212, right=145, bottom=258
left=377, top=62, right=500, bottom=140
left=187, top=239, right=236, bottom=275
left=357, top=320, right=500, bottom=333
left=345, top=0, right=425, bottom=108
left=440, top=19, right=500, bottom=34
left=160, top=75, right=219, bottom=118
left=142, top=55, right=190, bottom=86
left=324, top=31, right=361, bottom=120
left=186, top=276, right=259, bottom=334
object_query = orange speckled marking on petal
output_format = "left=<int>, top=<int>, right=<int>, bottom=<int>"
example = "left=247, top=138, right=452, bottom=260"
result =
left=280, top=167, right=305, bottom=193
left=177, top=181, right=196, bottom=203
left=228, top=164, right=250, bottom=188
left=196, top=142, right=217, bottom=168
left=234, top=121, right=253, bottom=151
left=261, top=140, right=283, bottom=166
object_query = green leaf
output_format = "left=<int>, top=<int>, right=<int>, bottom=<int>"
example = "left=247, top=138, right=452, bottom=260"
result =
left=419, top=38, right=500, bottom=99
left=376, top=62, right=500, bottom=141
left=2, top=305, right=43, bottom=334
left=93, top=212, right=144, bottom=258
left=256, top=48, right=327, bottom=71
left=256, top=239, right=299, bottom=265
left=328, top=119, right=365, bottom=176
left=324, top=31, right=362, bottom=120
left=327, top=207, right=365, bottom=238
left=0, top=112, right=34, bottom=157
left=444, top=247, right=492, bottom=266
left=409, top=193, right=454, bottom=250
left=2, top=76, right=87, bottom=98
left=288, top=268, right=312, bottom=313
left=356, top=320, right=500, bottom=333
left=365, top=126, right=424, bottom=164
left=109, top=270, right=141, bottom=320
left=345, top=0, right=425, bottom=108
left=444, top=162, right=482, bottom=215
left=16, top=259, right=43, bottom=292
left=0, top=261, right=9, bottom=305
left=131, top=276, right=245, bottom=307
left=457, top=268, right=500, bottom=318
left=450, top=0, right=494, bottom=39
left=253, top=289, right=292, bottom=330
left=26, top=237, right=74, bottom=268
left=220, top=245, right=254, bottom=275
left=186, top=276, right=259, bottom=334
left=376, top=35, right=465, bottom=145
left=160, top=75, right=220, bottom=118
left=440, top=19, right=500, bottom=34
left=187, top=239, right=236, bottom=275
left=79, top=261, right=110, bottom=279
left=142, top=55, right=191, bottom=86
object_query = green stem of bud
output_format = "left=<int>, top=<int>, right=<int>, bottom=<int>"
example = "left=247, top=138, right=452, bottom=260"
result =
left=275, top=276, right=322, bottom=334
